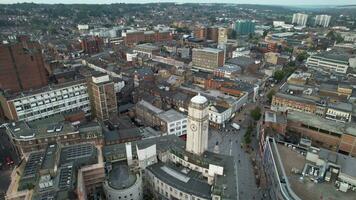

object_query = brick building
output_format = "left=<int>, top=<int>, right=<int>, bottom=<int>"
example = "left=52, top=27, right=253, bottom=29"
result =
left=81, top=36, right=103, bottom=55
left=286, top=111, right=356, bottom=156
left=123, top=31, right=172, bottom=46
left=207, top=27, right=219, bottom=42
left=193, top=26, right=207, bottom=40
left=192, top=48, right=225, bottom=72
left=87, top=74, right=118, bottom=122
left=0, top=38, right=48, bottom=93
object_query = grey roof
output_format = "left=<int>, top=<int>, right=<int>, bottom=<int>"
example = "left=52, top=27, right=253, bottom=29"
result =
left=6, top=114, right=76, bottom=140
left=136, top=100, right=163, bottom=114
left=193, top=47, right=223, bottom=54
left=328, top=102, right=353, bottom=112
left=158, top=109, right=186, bottom=123
left=287, top=111, right=356, bottom=137
left=226, top=56, right=255, bottom=67
left=104, top=127, right=143, bottom=142
left=60, top=143, right=97, bottom=166
left=311, top=52, right=351, bottom=63
left=147, top=162, right=212, bottom=199
left=108, top=162, right=137, bottom=190
left=319, top=148, right=356, bottom=177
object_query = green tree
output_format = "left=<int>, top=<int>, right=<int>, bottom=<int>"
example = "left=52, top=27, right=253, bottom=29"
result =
left=267, top=89, right=276, bottom=103
left=263, top=30, right=269, bottom=38
left=273, top=70, right=285, bottom=82
left=250, top=106, right=262, bottom=121
left=296, top=51, right=309, bottom=62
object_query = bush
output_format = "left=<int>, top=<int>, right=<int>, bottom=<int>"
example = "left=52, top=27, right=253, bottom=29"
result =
left=250, top=107, right=262, bottom=121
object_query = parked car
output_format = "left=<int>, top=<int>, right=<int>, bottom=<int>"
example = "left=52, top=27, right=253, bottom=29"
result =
left=231, top=123, right=240, bottom=131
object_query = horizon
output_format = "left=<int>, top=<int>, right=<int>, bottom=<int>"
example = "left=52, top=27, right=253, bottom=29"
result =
left=1, top=0, right=355, bottom=6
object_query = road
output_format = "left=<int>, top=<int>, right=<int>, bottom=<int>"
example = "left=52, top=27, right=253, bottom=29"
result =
left=208, top=102, right=262, bottom=200
left=0, top=127, right=20, bottom=197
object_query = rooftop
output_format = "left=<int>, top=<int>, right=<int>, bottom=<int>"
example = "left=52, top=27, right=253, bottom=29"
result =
left=287, top=111, right=356, bottom=137
left=158, top=109, right=186, bottom=123
left=6, top=114, right=77, bottom=140
left=191, top=94, right=208, bottom=104
left=193, top=47, right=223, bottom=54
left=147, top=162, right=211, bottom=199
left=274, top=140, right=356, bottom=200
left=107, top=162, right=137, bottom=190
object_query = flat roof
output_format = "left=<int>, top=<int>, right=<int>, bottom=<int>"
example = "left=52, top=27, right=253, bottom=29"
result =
left=136, top=100, right=163, bottom=114
left=158, top=109, right=186, bottom=123
left=60, top=143, right=97, bottom=166
left=275, top=140, right=356, bottom=200
left=193, top=47, right=223, bottom=54
left=310, top=52, right=350, bottom=64
left=147, top=162, right=211, bottom=199
left=6, top=114, right=77, bottom=140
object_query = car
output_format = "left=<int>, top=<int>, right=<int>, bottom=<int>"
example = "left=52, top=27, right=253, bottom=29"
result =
left=5, top=156, right=14, bottom=166
left=231, top=123, right=240, bottom=130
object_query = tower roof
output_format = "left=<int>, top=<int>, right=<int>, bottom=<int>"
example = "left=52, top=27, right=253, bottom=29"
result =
left=191, top=93, right=208, bottom=104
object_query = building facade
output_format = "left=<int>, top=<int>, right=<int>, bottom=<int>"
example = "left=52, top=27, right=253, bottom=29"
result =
left=306, top=53, right=349, bottom=74
left=234, top=20, right=255, bottom=35
left=0, top=80, right=91, bottom=122
left=87, top=74, right=118, bottom=122
left=0, top=38, right=48, bottom=93
left=192, top=48, right=225, bottom=72
left=292, top=13, right=308, bottom=26
left=315, top=15, right=331, bottom=27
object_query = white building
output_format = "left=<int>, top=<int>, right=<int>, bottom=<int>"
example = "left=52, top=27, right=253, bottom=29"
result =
left=186, top=94, right=209, bottom=155
left=292, top=13, right=308, bottom=27
left=306, top=53, right=350, bottom=74
left=273, top=21, right=285, bottom=27
left=208, top=105, right=232, bottom=128
left=315, top=15, right=331, bottom=27
left=0, top=80, right=91, bottom=122
left=158, top=109, right=188, bottom=136
left=325, top=102, right=352, bottom=123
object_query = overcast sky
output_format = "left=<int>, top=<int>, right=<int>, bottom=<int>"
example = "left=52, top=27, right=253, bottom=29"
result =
left=0, top=0, right=355, bottom=5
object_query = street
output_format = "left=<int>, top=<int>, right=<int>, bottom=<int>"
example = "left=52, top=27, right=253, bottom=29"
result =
left=0, top=127, right=20, bottom=198
left=208, top=102, right=262, bottom=200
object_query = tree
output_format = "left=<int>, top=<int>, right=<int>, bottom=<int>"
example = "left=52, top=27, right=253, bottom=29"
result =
left=273, top=70, right=285, bottom=82
left=296, top=51, right=309, bottom=62
left=267, top=89, right=276, bottom=103
left=263, top=30, right=269, bottom=38
left=250, top=106, right=262, bottom=121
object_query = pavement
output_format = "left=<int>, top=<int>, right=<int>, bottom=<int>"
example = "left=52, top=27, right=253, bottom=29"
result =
left=208, top=102, right=262, bottom=200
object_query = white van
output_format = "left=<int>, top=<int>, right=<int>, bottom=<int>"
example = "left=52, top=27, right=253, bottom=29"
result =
left=231, top=123, right=240, bottom=130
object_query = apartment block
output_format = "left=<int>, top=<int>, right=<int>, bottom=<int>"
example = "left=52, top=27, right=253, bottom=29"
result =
left=87, top=74, right=118, bottom=122
left=0, top=80, right=91, bottom=122
left=292, top=13, right=308, bottom=26
left=192, top=48, right=225, bottom=72
left=315, top=15, right=331, bottom=27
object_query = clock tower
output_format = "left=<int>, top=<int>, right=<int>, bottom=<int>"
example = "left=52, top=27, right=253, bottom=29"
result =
left=186, top=94, right=209, bottom=155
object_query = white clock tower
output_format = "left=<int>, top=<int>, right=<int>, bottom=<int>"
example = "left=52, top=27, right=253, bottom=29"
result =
left=186, top=94, right=209, bottom=155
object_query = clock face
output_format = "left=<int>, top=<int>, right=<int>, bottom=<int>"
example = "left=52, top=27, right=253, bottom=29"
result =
left=190, top=124, right=197, bottom=132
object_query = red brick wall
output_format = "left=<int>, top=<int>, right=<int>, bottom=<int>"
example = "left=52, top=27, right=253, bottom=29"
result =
left=0, top=41, right=48, bottom=93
